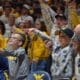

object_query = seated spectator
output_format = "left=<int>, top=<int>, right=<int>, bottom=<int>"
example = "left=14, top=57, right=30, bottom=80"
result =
left=0, top=33, right=29, bottom=80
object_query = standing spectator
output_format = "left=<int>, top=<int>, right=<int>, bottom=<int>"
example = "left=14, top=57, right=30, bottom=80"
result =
left=51, top=28, right=74, bottom=80
left=27, top=19, right=50, bottom=73
left=0, top=6, right=12, bottom=24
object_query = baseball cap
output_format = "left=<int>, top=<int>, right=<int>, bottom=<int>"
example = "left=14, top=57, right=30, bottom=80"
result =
left=60, top=28, right=74, bottom=38
left=55, top=14, right=67, bottom=20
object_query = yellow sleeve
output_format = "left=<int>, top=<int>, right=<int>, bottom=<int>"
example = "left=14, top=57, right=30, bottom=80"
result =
left=0, top=35, right=7, bottom=49
left=69, top=10, right=80, bottom=28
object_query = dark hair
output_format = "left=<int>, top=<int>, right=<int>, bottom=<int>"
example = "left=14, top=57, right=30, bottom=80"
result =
left=55, top=14, right=67, bottom=21
left=40, top=21, right=47, bottom=32
left=35, top=19, right=47, bottom=32
left=0, top=20, right=5, bottom=35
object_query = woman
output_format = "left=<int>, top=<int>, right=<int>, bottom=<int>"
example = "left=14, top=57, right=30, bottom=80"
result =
left=27, top=19, right=50, bottom=73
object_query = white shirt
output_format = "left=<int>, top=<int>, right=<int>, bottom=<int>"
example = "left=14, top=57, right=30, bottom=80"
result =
left=75, top=54, right=80, bottom=80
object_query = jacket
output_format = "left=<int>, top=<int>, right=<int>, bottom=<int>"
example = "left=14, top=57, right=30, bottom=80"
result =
left=28, top=32, right=50, bottom=61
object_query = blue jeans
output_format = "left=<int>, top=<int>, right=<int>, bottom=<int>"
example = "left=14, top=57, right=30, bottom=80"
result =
left=31, top=60, right=47, bottom=73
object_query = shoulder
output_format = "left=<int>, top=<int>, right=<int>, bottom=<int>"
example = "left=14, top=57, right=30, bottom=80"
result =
left=15, top=47, right=26, bottom=55
left=61, top=46, right=71, bottom=56
left=17, top=47, right=25, bottom=52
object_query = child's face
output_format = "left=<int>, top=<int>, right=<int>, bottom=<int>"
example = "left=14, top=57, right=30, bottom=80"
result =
left=59, top=32, right=70, bottom=48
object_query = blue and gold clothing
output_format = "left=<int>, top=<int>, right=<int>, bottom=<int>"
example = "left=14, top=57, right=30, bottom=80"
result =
left=51, top=46, right=73, bottom=80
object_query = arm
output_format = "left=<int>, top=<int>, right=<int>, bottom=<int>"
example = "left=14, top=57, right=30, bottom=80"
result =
left=0, top=48, right=25, bottom=57
left=39, top=0, right=55, bottom=32
left=29, top=28, right=51, bottom=40
left=0, top=50, right=15, bottom=57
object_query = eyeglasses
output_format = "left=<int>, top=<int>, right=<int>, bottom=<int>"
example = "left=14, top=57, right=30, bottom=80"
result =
left=9, top=37, right=22, bottom=41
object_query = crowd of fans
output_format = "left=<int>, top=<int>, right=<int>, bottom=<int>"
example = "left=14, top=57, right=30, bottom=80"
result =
left=0, top=0, right=80, bottom=80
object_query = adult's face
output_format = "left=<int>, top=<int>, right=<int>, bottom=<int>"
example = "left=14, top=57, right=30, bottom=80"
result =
left=8, top=33, right=23, bottom=49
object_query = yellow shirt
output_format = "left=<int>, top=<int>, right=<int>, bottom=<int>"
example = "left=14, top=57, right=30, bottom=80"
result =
left=28, top=32, right=50, bottom=61
left=0, top=34, right=7, bottom=49
left=69, top=9, right=80, bottom=28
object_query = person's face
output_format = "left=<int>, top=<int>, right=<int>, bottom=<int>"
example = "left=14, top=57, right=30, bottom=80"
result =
left=35, top=20, right=41, bottom=30
left=8, top=15, right=15, bottom=25
left=21, top=8, right=28, bottom=15
left=59, top=32, right=70, bottom=48
left=4, top=8, right=11, bottom=15
left=56, top=18, right=65, bottom=27
left=8, top=33, right=22, bottom=48
left=19, top=21, right=30, bottom=29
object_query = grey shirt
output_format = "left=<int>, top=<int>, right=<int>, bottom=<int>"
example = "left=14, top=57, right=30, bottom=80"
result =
left=0, top=47, right=29, bottom=80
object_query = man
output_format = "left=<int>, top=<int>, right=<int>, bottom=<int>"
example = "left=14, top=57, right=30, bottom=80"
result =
left=0, top=6, right=12, bottom=24
left=51, top=28, right=74, bottom=80
left=15, top=4, right=33, bottom=26
left=0, top=33, right=29, bottom=80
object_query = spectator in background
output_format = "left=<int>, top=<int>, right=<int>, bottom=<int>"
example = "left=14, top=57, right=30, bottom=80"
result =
left=72, top=33, right=80, bottom=80
left=12, top=2, right=23, bottom=18
left=15, top=4, right=33, bottom=26
left=0, top=5, right=12, bottom=24
left=68, top=0, right=80, bottom=29
left=4, top=14, right=16, bottom=38
left=0, top=6, right=3, bottom=16
left=0, top=20, right=8, bottom=80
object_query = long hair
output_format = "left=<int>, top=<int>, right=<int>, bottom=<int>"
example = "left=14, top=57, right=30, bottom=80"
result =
left=0, top=20, right=5, bottom=35
left=35, top=19, right=47, bottom=32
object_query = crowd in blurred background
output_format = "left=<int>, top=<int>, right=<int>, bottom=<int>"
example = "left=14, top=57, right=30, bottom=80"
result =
left=0, top=0, right=80, bottom=80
